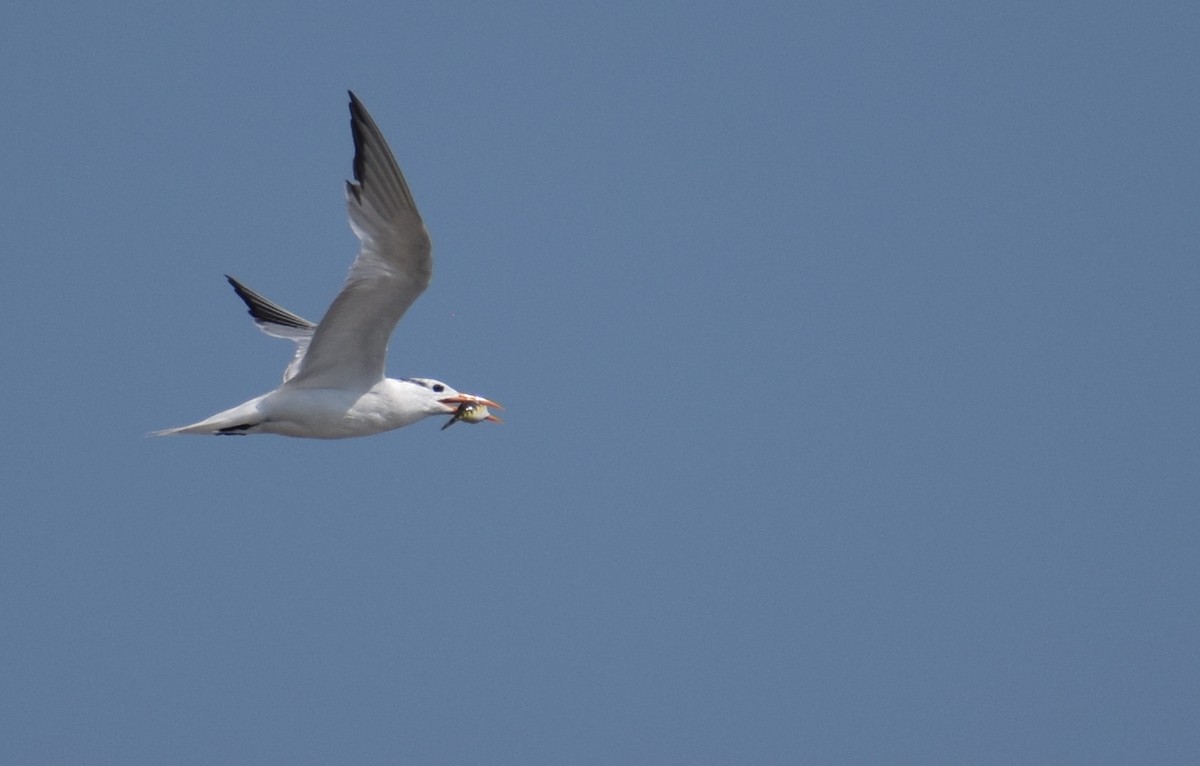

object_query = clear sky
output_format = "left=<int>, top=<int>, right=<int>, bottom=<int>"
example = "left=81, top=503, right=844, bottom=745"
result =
left=2, top=2, right=1198, bottom=764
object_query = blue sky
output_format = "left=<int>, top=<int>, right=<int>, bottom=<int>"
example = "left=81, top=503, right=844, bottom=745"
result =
left=2, top=2, right=1198, bottom=763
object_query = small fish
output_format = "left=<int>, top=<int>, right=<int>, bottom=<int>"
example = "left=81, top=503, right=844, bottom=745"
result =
left=441, top=400, right=503, bottom=430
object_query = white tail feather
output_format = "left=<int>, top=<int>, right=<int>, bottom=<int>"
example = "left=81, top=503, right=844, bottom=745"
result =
left=152, top=396, right=268, bottom=436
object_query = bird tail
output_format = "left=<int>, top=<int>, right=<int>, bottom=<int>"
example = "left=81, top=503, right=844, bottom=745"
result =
left=151, top=398, right=266, bottom=436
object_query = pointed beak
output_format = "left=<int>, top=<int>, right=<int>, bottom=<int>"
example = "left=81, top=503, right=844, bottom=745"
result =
left=438, top=394, right=504, bottom=430
left=439, top=394, right=503, bottom=413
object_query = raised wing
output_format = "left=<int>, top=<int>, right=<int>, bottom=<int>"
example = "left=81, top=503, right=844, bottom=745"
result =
left=226, top=275, right=315, bottom=382
left=286, top=91, right=432, bottom=390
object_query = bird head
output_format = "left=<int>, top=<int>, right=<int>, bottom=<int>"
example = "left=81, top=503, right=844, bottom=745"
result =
left=404, top=377, right=503, bottom=428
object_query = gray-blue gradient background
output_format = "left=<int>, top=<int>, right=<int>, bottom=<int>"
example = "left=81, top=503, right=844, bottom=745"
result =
left=3, top=3, right=1197, bottom=763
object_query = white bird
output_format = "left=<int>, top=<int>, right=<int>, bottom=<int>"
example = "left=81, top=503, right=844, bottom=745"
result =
left=155, top=91, right=501, bottom=439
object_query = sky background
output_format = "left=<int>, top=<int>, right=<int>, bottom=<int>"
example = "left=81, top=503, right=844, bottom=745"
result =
left=2, top=2, right=1198, bottom=763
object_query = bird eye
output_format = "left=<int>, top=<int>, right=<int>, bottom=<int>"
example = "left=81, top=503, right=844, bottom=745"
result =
left=432, top=384, right=445, bottom=393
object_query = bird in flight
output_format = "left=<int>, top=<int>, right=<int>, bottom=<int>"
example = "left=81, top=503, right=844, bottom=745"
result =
left=156, top=92, right=501, bottom=438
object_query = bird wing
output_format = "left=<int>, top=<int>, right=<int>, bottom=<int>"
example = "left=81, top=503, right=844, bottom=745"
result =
left=226, top=275, right=315, bottom=382
left=286, top=91, right=432, bottom=390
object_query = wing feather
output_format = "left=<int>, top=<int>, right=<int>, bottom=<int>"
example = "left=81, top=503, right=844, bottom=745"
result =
left=286, top=91, right=432, bottom=389
left=226, top=275, right=315, bottom=382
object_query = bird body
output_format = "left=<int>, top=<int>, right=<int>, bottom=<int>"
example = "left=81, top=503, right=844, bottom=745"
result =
left=155, top=92, right=500, bottom=439
left=158, top=378, right=457, bottom=439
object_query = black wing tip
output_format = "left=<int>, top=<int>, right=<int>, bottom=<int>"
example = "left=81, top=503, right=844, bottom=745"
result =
left=348, top=92, right=370, bottom=185
left=225, top=274, right=252, bottom=303
left=225, top=274, right=258, bottom=307
left=224, top=275, right=314, bottom=330
left=343, top=90, right=418, bottom=216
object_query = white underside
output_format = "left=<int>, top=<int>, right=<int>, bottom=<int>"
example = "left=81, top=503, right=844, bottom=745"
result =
left=156, top=378, right=439, bottom=439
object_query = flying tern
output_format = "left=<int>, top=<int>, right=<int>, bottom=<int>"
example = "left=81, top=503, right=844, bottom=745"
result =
left=155, top=92, right=501, bottom=438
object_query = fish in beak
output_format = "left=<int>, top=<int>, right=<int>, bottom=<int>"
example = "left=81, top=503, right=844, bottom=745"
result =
left=439, top=394, right=504, bottom=430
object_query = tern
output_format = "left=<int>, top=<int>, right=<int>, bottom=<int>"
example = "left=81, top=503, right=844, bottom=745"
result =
left=155, top=92, right=501, bottom=438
